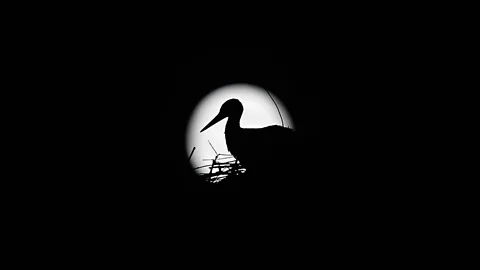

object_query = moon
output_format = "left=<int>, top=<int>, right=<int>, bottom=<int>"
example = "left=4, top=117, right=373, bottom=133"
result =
left=185, top=84, right=295, bottom=176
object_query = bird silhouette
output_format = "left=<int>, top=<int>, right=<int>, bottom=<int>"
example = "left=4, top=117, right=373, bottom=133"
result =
left=200, top=98, right=300, bottom=189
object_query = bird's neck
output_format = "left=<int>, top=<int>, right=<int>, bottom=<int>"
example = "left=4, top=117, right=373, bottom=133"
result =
left=225, top=114, right=241, bottom=134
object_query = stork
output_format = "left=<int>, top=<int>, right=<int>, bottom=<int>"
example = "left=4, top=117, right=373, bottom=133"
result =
left=200, top=99, right=300, bottom=188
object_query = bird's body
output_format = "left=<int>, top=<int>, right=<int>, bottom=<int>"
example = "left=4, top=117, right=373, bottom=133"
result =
left=201, top=99, right=299, bottom=188
left=225, top=125, right=296, bottom=172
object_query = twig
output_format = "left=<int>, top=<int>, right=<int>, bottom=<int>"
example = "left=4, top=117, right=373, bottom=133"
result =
left=265, top=89, right=284, bottom=127
left=209, top=159, right=215, bottom=174
left=194, top=164, right=214, bottom=170
left=216, top=157, right=236, bottom=160
left=208, top=140, right=218, bottom=155
left=188, top=147, right=196, bottom=161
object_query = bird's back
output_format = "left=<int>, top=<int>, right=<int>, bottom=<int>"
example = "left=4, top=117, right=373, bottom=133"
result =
left=226, top=125, right=300, bottom=189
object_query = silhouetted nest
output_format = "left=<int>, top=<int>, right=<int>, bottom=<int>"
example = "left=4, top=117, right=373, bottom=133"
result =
left=194, top=153, right=246, bottom=183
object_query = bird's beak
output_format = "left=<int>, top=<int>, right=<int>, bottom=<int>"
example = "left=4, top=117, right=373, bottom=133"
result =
left=200, top=112, right=227, bottom=133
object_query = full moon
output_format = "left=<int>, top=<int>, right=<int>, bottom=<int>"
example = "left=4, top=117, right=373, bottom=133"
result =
left=185, top=84, right=295, bottom=176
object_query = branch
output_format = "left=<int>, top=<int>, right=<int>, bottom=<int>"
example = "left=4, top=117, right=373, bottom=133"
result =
left=208, top=140, right=218, bottom=155
left=265, top=89, right=284, bottom=127
left=188, top=147, right=196, bottom=161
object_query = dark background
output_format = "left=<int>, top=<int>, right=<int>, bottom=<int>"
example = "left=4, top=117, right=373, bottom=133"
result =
left=174, top=46, right=430, bottom=193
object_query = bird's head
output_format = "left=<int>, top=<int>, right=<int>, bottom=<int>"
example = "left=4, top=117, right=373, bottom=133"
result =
left=200, top=99, right=243, bottom=133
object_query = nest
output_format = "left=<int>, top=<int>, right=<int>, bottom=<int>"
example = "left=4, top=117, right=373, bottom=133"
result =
left=194, top=153, right=246, bottom=183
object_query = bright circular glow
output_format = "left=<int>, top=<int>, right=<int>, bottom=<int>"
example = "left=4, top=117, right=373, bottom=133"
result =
left=185, top=84, right=295, bottom=175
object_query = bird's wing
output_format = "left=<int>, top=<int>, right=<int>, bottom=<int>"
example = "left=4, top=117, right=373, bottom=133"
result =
left=240, top=125, right=298, bottom=159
